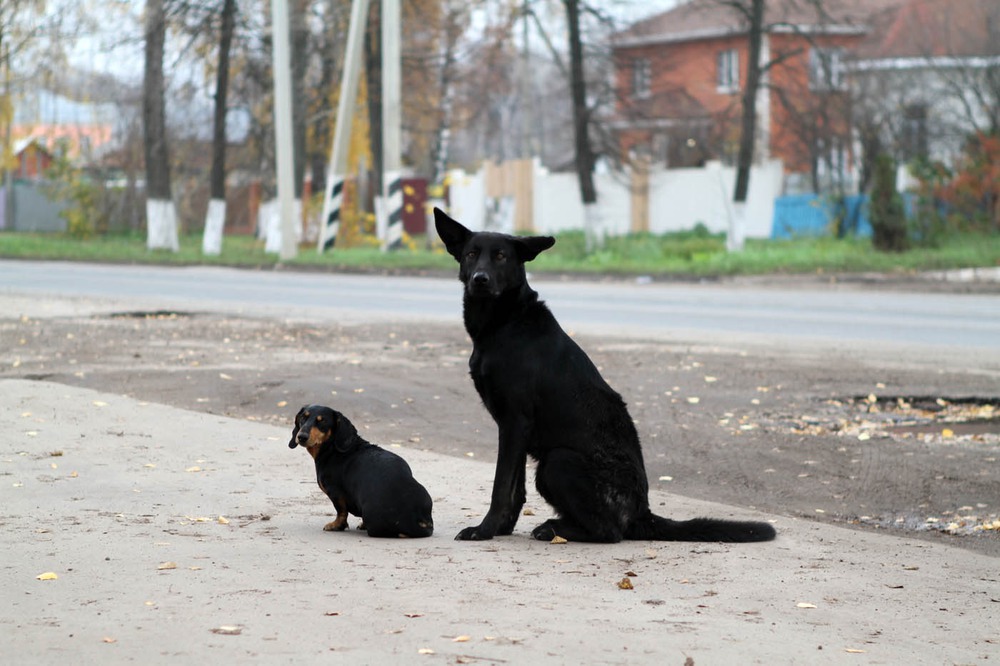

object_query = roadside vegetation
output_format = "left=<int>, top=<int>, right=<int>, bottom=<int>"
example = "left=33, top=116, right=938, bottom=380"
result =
left=2, top=226, right=997, bottom=278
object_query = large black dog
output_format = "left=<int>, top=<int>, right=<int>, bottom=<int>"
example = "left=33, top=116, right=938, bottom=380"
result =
left=289, top=405, right=433, bottom=538
left=434, top=208, right=775, bottom=544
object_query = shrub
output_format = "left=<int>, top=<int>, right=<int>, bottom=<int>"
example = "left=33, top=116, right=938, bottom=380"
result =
left=869, top=155, right=908, bottom=252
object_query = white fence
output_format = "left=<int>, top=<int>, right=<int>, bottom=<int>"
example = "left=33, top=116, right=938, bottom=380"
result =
left=445, top=159, right=784, bottom=238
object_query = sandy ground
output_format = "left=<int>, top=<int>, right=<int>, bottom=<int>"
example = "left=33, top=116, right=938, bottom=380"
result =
left=2, top=291, right=998, bottom=559
left=2, top=379, right=998, bottom=665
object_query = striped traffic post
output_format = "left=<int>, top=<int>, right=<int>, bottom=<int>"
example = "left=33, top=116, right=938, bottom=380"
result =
left=319, top=174, right=343, bottom=250
left=383, top=172, right=403, bottom=250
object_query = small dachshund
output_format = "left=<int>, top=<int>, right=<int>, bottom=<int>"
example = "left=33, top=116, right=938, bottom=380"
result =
left=289, top=405, right=433, bottom=538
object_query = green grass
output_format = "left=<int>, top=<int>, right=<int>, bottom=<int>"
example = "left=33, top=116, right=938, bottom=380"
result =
left=1, top=229, right=998, bottom=278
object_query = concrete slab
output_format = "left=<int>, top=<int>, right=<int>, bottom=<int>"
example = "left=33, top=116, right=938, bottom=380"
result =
left=1, top=380, right=996, bottom=664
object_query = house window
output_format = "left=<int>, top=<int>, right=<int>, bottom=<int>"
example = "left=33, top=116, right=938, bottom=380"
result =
left=632, top=58, right=651, bottom=99
left=809, top=47, right=845, bottom=91
left=901, top=104, right=928, bottom=160
left=717, top=49, right=739, bottom=93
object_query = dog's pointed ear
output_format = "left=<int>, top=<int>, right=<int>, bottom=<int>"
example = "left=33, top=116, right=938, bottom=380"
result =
left=331, top=414, right=359, bottom=453
left=514, top=235, right=555, bottom=263
left=288, top=406, right=306, bottom=449
left=434, top=208, right=471, bottom=261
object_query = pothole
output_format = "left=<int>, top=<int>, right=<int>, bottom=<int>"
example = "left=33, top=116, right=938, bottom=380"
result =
left=102, top=311, right=195, bottom=320
left=769, top=394, right=998, bottom=444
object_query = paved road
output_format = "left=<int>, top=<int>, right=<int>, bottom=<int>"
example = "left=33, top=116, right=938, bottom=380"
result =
left=2, top=259, right=999, bottom=348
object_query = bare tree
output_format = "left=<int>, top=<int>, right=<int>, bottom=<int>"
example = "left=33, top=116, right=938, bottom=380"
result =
left=144, top=0, right=179, bottom=251
left=563, top=0, right=599, bottom=248
left=202, top=0, right=237, bottom=255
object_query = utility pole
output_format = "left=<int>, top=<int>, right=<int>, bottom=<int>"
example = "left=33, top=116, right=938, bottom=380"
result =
left=379, top=0, right=403, bottom=251
left=317, top=0, right=370, bottom=252
left=271, top=0, right=297, bottom=260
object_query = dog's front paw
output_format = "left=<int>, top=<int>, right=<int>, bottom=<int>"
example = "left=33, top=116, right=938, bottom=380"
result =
left=531, top=521, right=558, bottom=541
left=455, top=525, right=494, bottom=541
left=323, top=518, right=348, bottom=531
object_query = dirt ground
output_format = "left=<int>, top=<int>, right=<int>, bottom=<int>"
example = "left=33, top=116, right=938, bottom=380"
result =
left=3, top=296, right=998, bottom=557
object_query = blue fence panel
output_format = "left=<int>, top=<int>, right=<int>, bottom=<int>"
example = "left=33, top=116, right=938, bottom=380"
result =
left=771, top=194, right=875, bottom=239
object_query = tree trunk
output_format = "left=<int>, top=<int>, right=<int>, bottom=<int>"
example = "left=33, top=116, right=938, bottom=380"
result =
left=291, top=0, right=309, bottom=198
left=204, top=0, right=236, bottom=256
left=365, top=1, right=383, bottom=204
left=431, top=6, right=459, bottom=184
left=563, top=0, right=599, bottom=249
left=143, top=0, right=178, bottom=251
left=729, top=0, right=764, bottom=252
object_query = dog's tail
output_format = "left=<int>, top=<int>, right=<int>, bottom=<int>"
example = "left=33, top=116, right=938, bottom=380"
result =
left=626, top=511, right=775, bottom=543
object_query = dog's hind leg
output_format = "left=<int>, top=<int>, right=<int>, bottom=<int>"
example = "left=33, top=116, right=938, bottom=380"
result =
left=532, top=449, right=626, bottom=543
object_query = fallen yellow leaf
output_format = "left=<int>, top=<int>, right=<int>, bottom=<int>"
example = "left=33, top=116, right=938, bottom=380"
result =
left=845, top=648, right=866, bottom=653
left=796, top=602, right=817, bottom=609
left=157, top=562, right=177, bottom=570
left=617, top=577, right=634, bottom=590
left=417, top=648, right=435, bottom=655
left=452, top=635, right=471, bottom=642
left=550, top=536, right=568, bottom=544
left=185, top=466, right=202, bottom=473
left=35, top=572, right=58, bottom=581
left=941, top=428, right=954, bottom=438
left=217, top=516, right=230, bottom=525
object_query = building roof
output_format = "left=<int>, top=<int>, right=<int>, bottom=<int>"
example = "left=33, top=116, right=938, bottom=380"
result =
left=853, top=0, right=1000, bottom=61
left=616, top=0, right=1000, bottom=62
left=615, top=0, right=908, bottom=47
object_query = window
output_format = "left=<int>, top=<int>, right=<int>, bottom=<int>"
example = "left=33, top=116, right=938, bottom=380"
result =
left=632, top=58, right=651, bottom=99
left=901, top=104, right=928, bottom=160
left=717, top=49, right=739, bottom=92
left=809, top=47, right=845, bottom=91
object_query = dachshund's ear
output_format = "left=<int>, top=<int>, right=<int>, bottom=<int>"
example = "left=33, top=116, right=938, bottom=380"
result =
left=331, top=414, right=359, bottom=453
left=288, top=406, right=306, bottom=449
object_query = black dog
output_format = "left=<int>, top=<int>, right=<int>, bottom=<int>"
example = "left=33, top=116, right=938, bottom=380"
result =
left=289, top=405, right=433, bottom=538
left=434, top=208, right=775, bottom=543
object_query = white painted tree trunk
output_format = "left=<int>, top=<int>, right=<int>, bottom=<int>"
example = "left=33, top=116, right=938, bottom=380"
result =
left=202, top=199, right=226, bottom=255
left=146, top=199, right=179, bottom=252
left=584, top=202, right=604, bottom=252
left=727, top=200, right=747, bottom=252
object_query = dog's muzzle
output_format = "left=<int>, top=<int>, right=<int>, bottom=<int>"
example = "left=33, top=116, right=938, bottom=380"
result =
left=467, top=271, right=496, bottom=296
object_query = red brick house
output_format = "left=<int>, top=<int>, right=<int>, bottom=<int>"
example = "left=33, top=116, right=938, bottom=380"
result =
left=610, top=0, right=999, bottom=193
left=610, top=0, right=1000, bottom=190
left=608, top=0, right=903, bottom=191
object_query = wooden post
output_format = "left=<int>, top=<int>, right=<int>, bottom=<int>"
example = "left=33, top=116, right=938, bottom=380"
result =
left=513, top=158, right=533, bottom=232
left=631, top=155, right=650, bottom=233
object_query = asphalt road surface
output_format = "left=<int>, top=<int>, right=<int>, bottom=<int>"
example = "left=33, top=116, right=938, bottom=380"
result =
left=2, top=259, right=999, bottom=348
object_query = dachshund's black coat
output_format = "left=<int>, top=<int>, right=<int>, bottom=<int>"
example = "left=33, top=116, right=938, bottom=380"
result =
left=289, top=405, right=433, bottom=538
left=434, top=208, right=775, bottom=544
